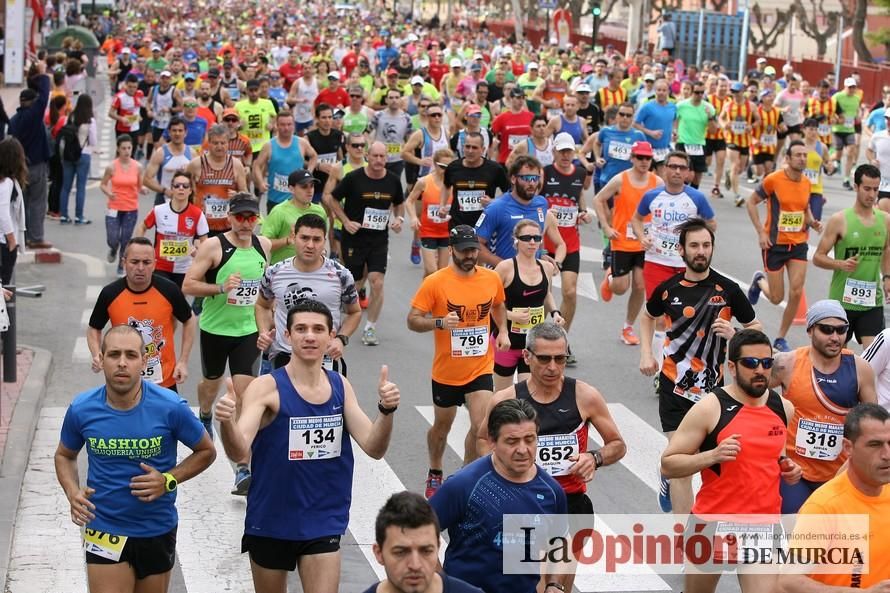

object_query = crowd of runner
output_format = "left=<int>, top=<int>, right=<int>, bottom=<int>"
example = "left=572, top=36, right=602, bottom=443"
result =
left=1, top=2, right=889, bottom=592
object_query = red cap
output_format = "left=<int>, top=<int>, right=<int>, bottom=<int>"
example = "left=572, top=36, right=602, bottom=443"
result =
left=386, top=68, right=398, bottom=76
left=628, top=65, right=640, bottom=74
left=631, top=141, right=653, bottom=156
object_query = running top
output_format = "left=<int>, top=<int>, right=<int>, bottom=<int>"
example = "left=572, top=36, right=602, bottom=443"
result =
left=610, top=171, right=659, bottom=253
left=504, top=258, right=549, bottom=349
left=541, top=163, right=587, bottom=254
left=109, top=159, right=140, bottom=212
left=754, top=170, right=812, bottom=247
left=636, top=185, right=714, bottom=267
left=597, top=125, right=647, bottom=186
left=142, top=201, right=209, bottom=274
left=194, top=153, right=237, bottom=232
left=200, top=234, right=267, bottom=337
left=862, top=329, right=890, bottom=410
left=828, top=208, right=887, bottom=311
left=475, top=192, right=550, bottom=261
left=267, top=138, right=304, bottom=207
left=417, top=174, right=450, bottom=239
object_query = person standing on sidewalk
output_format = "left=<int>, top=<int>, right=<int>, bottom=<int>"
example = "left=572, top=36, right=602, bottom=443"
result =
left=59, top=94, right=97, bottom=225
left=9, top=61, right=52, bottom=249
left=0, top=138, right=27, bottom=285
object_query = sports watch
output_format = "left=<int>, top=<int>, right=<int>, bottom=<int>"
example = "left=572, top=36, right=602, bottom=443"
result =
left=162, top=472, right=178, bottom=493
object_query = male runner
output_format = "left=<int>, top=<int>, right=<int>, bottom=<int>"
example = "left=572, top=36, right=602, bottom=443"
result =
left=260, top=169, right=327, bottom=265
left=185, top=124, right=248, bottom=234
left=440, top=131, right=510, bottom=229
left=143, top=117, right=193, bottom=205
left=252, top=109, right=318, bottom=214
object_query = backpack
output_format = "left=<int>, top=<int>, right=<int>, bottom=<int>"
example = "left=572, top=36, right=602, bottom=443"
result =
left=57, top=122, right=85, bottom=163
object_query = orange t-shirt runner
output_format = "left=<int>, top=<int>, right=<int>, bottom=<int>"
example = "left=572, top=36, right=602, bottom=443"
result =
left=754, top=169, right=812, bottom=246
left=410, top=266, right=505, bottom=385
left=88, top=277, right=193, bottom=389
left=610, top=170, right=659, bottom=253
left=417, top=175, right=450, bottom=239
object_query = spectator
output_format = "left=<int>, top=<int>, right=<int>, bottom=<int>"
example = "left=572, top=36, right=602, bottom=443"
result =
left=0, top=138, right=28, bottom=285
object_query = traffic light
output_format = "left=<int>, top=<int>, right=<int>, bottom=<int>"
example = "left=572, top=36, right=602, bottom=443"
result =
left=591, top=0, right=601, bottom=16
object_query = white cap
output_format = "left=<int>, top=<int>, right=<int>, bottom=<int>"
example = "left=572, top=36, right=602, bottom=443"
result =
left=159, top=70, right=172, bottom=77
left=575, top=83, right=592, bottom=93
left=410, top=75, right=425, bottom=85
left=782, top=63, right=794, bottom=73
left=450, top=58, right=463, bottom=68
left=473, top=53, right=484, bottom=60
left=151, top=43, right=161, bottom=51
left=327, top=71, right=341, bottom=81
left=503, top=47, right=513, bottom=55
left=844, top=77, right=857, bottom=87
left=554, top=132, right=576, bottom=152
left=407, top=33, right=418, bottom=41
left=122, top=47, right=131, bottom=53
left=756, top=57, right=767, bottom=64
left=417, top=59, right=429, bottom=68
left=527, top=62, right=539, bottom=70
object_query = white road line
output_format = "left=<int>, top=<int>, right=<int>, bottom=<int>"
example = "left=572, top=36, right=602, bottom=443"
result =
left=80, top=309, right=91, bottom=328
left=553, top=272, right=600, bottom=302
left=86, top=285, right=102, bottom=301
left=67, top=252, right=106, bottom=278
left=7, top=407, right=87, bottom=593
left=72, top=336, right=92, bottom=363
left=415, top=405, right=673, bottom=592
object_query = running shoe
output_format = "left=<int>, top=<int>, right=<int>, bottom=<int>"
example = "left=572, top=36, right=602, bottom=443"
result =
left=358, top=288, right=369, bottom=309
left=621, top=326, right=641, bottom=346
left=60, top=216, right=72, bottom=224
left=566, top=347, right=577, bottom=367
left=199, top=412, right=214, bottom=440
left=599, top=274, right=613, bottom=302
left=362, top=327, right=379, bottom=346
left=601, top=245, right=612, bottom=271
left=746, top=176, right=758, bottom=184
left=107, top=246, right=117, bottom=263
left=724, top=170, right=732, bottom=190
left=747, top=271, right=765, bottom=305
left=425, top=471, right=443, bottom=499
left=231, top=467, right=251, bottom=496
left=657, top=469, right=672, bottom=513
left=710, top=187, right=722, bottom=199
left=410, top=240, right=421, bottom=265
left=734, top=194, right=745, bottom=207
left=842, top=179, right=853, bottom=191
left=773, top=337, right=791, bottom=353
left=75, top=217, right=92, bottom=225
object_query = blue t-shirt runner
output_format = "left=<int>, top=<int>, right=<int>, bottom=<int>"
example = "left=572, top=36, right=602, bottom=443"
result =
left=598, top=125, right=647, bottom=186
left=475, top=192, right=550, bottom=260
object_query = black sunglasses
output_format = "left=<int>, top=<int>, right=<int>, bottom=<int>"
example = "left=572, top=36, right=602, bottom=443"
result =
left=814, top=323, right=849, bottom=336
left=634, top=155, right=653, bottom=161
left=527, top=350, right=568, bottom=364
left=350, top=143, right=366, bottom=149
left=734, top=357, right=775, bottom=370
left=428, top=112, right=443, bottom=118
left=516, top=234, right=542, bottom=243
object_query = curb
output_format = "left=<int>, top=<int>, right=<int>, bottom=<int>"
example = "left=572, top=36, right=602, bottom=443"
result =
left=0, top=346, right=52, bottom=591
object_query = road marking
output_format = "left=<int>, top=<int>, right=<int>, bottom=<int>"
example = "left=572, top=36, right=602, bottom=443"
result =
left=86, top=285, right=102, bottom=301
left=72, top=336, right=91, bottom=363
left=80, top=309, right=91, bottom=328
left=67, top=252, right=106, bottom=278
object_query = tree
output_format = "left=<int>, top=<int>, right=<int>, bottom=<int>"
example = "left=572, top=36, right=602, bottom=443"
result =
left=792, top=0, right=841, bottom=60
left=748, top=2, right=794, bottom=53
left=850, top=0, right=874, bottom=62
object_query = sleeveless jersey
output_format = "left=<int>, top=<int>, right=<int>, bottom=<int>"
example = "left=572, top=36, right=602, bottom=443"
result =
left=804, top=142, right=825, bottom=193
left=597, top=86, right=627, bottom=110
left=267, top=138, right=305, bottom=207
left=610, top=170, right=659, bottom=253
left=195, top=154, right=237, bottom=232
left=723, top=100, right=754, bottom=147
left=515, top=378, right=589, bottom=495
left=504, top=258, right=549, bottom=349
left=542, top=79, right=568, bottom=117
left=151, top=85, right=175, bottom=130
left=220, top=75, right=240, bottom=101
left=342, top=109, right=370, bottom=135
left=158, top=144, right=192, bottom=191
left=419, top=127, right=449, bottom=177
left=244, top=368, right=354, bottom=541
left=558, top=115, right=584, bottom=145
left=418, top=174, right=450, bottom=239
left=828, top=208, right=887, bottom=311
left=109, top=159, right=140, bottom=212
left=542, top=164, right=586, bottom=254
left=200, top=233, right=266, bottom=336
left=692, top=388, right=787, bottom=516
left=806, top=98, right=835, bottom=144
left=752, top=106, right=781, bottom=156
left=784, top=347, right=859, bottom=483
left=706, top=94, right=729, bottom=140
left=526, top=137, right=554, bottom=167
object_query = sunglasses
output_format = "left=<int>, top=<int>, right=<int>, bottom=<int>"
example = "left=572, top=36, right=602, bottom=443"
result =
left=171, top=182, right=191, bottom=189
left=224, top=117, right=239, bottom=123
left=436, top=162, right=450, bottom=169
left=527, top=350, right=568, bottom=365
left=666, top=163, right=689, bottom=170
left=350, top=94, right=363, bottom=99
left=419, top=104, right=430, bottom=108
left=734, top=356, right=775, bottom=370
left=428, top=112, right=443, bottom=118
left=618, top=112, right=634, bottom=117
left=693, top=90, right=704, bottom=95
left=517, top=234, right=542, bottom=243
left=183, top=103, right=198, bottom=107
left=517, top=174, right=540, bottom=183
left=232, top=213, right=258, bottom=223
left=634, top=155, right=653, bottom=161
left=814, top=323, right=849, bottom=336
left=350, top=143, right=366, bottom=149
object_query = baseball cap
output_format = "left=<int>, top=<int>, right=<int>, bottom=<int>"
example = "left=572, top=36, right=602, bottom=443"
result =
left=245, top=79, right=260, bottom=89
left=575, top=83, right=592, bottom=93
left=222, top=108, right=239, bottom=119
left=228, top=194, right=261, bottom=215
left=328, top=71, right=341, bottom=81
left=730, top=81, right=745, bottom=92
left=509, top=87, right=525, bottom=98
left=631, top=141, right=654, bottom=157
left=151, top=44, right=161, bottom=51
left=386, top=68, right=398, bottom=77
left=470, top=63, right=482, bottom=72
left=756, top=57, right=767, bottom=64
left=208, top=67, right=220, bottom=77
left=407, top=33, right=419, bottom=42
left=503, top=47, right=513, bottom=55
left=465, top=104, right=482, bottom=116
left=183, top=72, right=196, bottom=81
left=764, top=65, right=776, bottom=76
left=450, top=58, right=463, bottom=68
left=19, top=88, right=37, bottom=103
left=288, top=169, right=319, bottom=186
left=643, top=73, right=656, bottom=82
left=805, top=299, right=848, bottom=329
left=332, top=108, right=345, bottom=119
left=527, top=62, right=539, bottom=71
left=449, top=225, right=479, bottom=250
left=554, top=132, right=576, bottom=152
left=580, top=64, right=593, bottom=74
left=844, top=77, right=857, bottom=87
left=759, top=88, right=773, bottom=98
left=628, top=65, right=640, bottom=74
left=122, top=47, right=131, bottom=54
left=159, top=70, right=172, bottom=78
left=473, top=53, right=484, bottom=60
left=410, top=75, right=425, bottom=86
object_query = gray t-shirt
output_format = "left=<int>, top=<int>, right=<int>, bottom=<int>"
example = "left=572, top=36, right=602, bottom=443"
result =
left=372, top=110, right=413, bottom=163
left=260, top=257, right=358, bottom=356
left=659, top=21, right=677, bottom=50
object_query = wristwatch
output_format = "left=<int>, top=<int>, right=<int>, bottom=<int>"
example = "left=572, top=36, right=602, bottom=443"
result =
left=591, top=450, right=604, bottom=469
left=335, top=334, right=349, bottom=346
left=162, top=472, right=178, bottom=493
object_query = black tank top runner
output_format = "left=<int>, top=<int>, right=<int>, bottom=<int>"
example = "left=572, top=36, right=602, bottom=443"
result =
left=504, top=258, right=549, bottom=350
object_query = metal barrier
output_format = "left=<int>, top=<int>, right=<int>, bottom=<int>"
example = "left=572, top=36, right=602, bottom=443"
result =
left=1, top=272, right=45, bottom=384
left=669, top=10, right=746, bottom=76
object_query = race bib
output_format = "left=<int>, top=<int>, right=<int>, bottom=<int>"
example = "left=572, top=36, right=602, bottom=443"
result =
left=713, top=522, right=775, bottom=549
left=536, top=433, right=580, bottom=476
left=843, top=116, right=855, bottom=128
left=457, top=190, right=484, bottom=212
left=684, top=144, right=704, bottom=156
left=106, top=208, right=118, bottom=218
left=272, top=173, right=289, bottom=193
left=385, top=143, right=401, bottom=156
left=154, top=112, right=171, bottom=129
left=760, top=133, right=777, bottom=147
left=730, top=120, right=747, bottom=135
left=83, top=528, right=128, bottom=562
left=160, top=238, right=189, bottom=260
left=510, top=306, right=545, bottom=334
left=551, top=204, right=578, bottom=227
left=880, top=178, right=890, bottom=193
left=126, top=114, right=139, bottom=131
left=426, top=204, right=446, bottom=224
left=362, top=207, right=390, bottom=230
left=204, top=197, right=229, bottom=220
left=227, top=279, right=260, bottom=306
left=652, top=229, right=678, bottom=257
left=547, top=108, right=563, bottom=119
left=288, top=414, right=343, bottom=460
left=842, top=278, right=876, bottom=307
left=804, top=168, right=820, bottom=183
left=607, top=141, right=631, bottom=160
left=322, top=355, right=334, bottom=371
left=317, top=152, right=338, bottom=165
left=653, top=147, right=670, bottom=162
left=508, top=134, right=528, bottom=148
left=450, top=326, right=488, bottom=357
left=817, top=123, right=831, bottom=137
left=141, top=358, right=163, bottom=383
left=778, top=210, right=805, bottom=233
left=795, top=419, right=843, bottom=460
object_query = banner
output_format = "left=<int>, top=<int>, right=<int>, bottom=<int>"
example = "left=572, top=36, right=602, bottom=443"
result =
left=5, top=0, right=26, bottom=84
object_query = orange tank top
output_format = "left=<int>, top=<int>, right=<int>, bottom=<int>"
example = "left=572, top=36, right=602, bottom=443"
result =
left=784, top=347, right=857, bottom=483
left=723, top=100, right=753, bottom=147
left=752, top=106, right=781, bottom=155
left=418, top=175, right=450, bottom=239
left=598, top=87, right=627, bottom=110
left=109, top=158, right=140, bottom=212
left=195, top=153, right=236, bottom=231
left=806, top=98, right=835, bottom=143
left=610, top=170, right=659, bottom=253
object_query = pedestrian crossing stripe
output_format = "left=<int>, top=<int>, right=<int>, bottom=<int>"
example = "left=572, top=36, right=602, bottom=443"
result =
left=10, top=405, right=681, bottom=592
